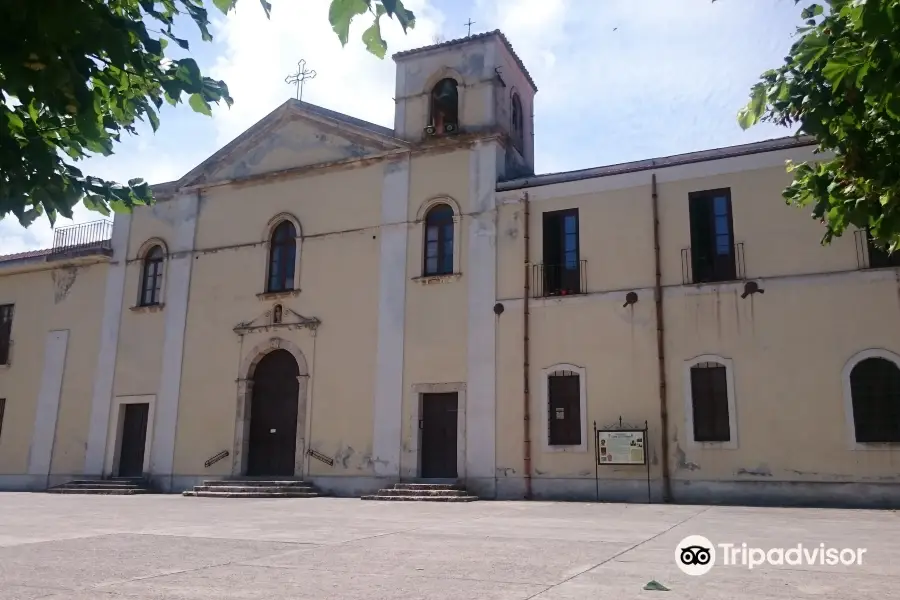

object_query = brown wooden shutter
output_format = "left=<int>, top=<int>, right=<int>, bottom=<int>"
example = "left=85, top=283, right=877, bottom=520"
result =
left=690, top=364, right=730, bottom=442
left=548, top=373, right=581, bottom=446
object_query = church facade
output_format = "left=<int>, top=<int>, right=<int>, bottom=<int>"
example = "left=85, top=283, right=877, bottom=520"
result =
left=2, top=31, right=899, bottom=505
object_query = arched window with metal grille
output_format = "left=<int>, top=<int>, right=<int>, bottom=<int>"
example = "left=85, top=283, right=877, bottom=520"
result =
left=423, top=204, right=454, bottom=276
left=267, top=220, right=297, bottom=293
left=140, top=245, right=165, bottom=306
left=850, top=356, right=900, bottom=443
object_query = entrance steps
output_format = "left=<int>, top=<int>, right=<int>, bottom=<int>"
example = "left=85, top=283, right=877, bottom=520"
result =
left=361, top=482, right=479, bottom=502
left=183, top=479, right=322, bottom=498
left=47, top=478, right=153, bottom=495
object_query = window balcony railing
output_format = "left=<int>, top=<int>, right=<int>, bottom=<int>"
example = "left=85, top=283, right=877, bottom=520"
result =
left=48, top=220, right=113, bottom=260
left=681, top=243, right=745, bottom=285
left=532, top=261, right=587, bottom=298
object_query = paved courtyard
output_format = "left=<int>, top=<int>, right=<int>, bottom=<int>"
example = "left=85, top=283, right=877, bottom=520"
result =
left=0, top=493, right=895, bottom=599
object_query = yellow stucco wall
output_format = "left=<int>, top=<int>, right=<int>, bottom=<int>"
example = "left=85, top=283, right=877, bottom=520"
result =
left=172, top=162, right=383, bottom=478
left=0, top=259, right=108, bottom=475
left=399, top=151, right=471, bottom=476
left=667, top=275, right=900, bottom=483
left=495, top=158, right=900, bottom=496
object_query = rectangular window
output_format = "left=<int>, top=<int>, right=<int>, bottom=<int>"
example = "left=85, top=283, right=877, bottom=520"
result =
left=548, top=373, right=581, bottom=446
left=542, top=209, right=581, bottom=296
left=0, top=304, right=12, bottom=365
left=689, top=189, right=736, bottom=283
left=867, top=231, right=900, bottom=269
left=690, top=363, right=731, bottom=442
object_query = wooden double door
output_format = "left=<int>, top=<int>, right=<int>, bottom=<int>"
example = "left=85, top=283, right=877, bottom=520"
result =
left=247, top=349, right=300, bottom=477
left=420, top=393, right=458, bottom=479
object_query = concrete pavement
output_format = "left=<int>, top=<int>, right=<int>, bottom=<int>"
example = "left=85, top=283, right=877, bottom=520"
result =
left=0, top=494, right=895, bottom=599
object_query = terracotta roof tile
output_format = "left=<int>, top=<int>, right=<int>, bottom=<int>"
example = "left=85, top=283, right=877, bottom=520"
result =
left=393, top=30, right=537, bottom=92
left=0, top=248, right=51, bottom=263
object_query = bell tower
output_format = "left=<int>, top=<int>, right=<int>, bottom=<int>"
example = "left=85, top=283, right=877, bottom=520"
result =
left=392, top=30, right=537, bottom=176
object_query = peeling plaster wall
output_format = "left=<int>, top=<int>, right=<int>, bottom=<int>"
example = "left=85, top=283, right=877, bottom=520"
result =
left=493, top=157, right=900, bottom=504
left=0, top=261, right=108, bottom=484
left=666, top=275, right=900, bottom=486
left=208, top=118, right=383, bottom=182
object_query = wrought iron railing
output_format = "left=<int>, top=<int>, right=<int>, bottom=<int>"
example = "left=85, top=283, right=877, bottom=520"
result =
left=204, top=450, right=230, bottom=468
left=532, top=260, right=587, bottom=298
left=681, top=243, right=745, bottom=284
left=307, top=448, right=334, bottom=466
left=49, top=220, right=113, bottom=258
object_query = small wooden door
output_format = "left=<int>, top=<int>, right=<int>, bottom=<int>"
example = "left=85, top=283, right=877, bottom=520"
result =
left=247, top=350, right=299, bottom=476
left=118, top=403, right=149, bottom=477
left=420, top=393, right=458, bottom=478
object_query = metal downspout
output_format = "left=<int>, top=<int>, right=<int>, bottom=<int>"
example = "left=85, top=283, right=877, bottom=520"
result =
left=523, top=192, right=533, bottom=500
left=652, top=174, right=672, bottom=503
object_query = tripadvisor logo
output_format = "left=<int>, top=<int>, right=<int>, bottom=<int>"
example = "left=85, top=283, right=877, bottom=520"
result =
left=675, top=535, right=867, bottom=575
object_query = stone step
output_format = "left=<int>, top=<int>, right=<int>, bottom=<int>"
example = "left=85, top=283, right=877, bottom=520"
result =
left=202, top=480, right=315, bottom=487
left=183, top=490, right=320, bottom=498
left=55, top=482, right=145, bottom=489
left=48, top=488, right=149, bottom=495
left=192, top=485, right=316, bottom=494
left=361, top=494, right=478, bottom=502
left=376, top=488, right=470, bottom=497
left=391, top=483, right=464, bottom=491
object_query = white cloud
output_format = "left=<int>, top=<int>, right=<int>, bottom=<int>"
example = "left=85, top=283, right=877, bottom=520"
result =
left=2, top=0, right=803, bottom=254
left=209, top=0, right=445, bottom=144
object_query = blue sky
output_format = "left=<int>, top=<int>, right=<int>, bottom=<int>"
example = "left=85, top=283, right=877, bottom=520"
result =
left=1, top=0, right=802, bottom=254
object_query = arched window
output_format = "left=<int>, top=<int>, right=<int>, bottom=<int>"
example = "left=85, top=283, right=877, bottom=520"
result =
left=140, top=245, right=164, bottom=306
left=424, top=204, right=454, bottom=276
left=430, top=78, right=459, bottom=134
left=850, top=357, right=900, bottom=442
left=267, top=220, right=297, bottom=293
left=511, top=93, right=524, bottom=149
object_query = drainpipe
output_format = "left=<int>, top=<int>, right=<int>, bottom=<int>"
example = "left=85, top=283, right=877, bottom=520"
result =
left=652, top=174, right=672, bottom=503
left=522, top=192, right=533, bottom=500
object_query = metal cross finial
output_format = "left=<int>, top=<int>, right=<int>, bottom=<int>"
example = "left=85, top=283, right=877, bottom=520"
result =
left=465, top=18, right=476, bottom=37
left=285, top=59, right=317, bottom=101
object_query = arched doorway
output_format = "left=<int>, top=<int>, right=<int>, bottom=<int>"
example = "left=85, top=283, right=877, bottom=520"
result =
left=247, top=349, right=300, bottom=476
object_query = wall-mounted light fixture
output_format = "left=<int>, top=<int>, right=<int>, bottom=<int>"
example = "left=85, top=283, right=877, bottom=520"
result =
left=741, top=281, right=765, bottom=299
left=623, top=291, right=638, bottom=308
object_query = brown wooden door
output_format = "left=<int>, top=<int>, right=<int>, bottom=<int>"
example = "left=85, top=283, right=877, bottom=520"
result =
left=247, top=350, right=299, bottom=476
left=118, top=403, right=149, bottom=477
left=421, top=393, right=457, bottom=478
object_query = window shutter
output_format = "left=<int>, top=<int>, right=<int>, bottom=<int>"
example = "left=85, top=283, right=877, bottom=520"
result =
left=548, top=374, right=581, bottom=446
left=691, top=364, right=730, bottom=442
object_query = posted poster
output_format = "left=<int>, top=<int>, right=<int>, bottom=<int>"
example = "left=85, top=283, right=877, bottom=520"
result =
left=596, top=429, right=646, bottom=465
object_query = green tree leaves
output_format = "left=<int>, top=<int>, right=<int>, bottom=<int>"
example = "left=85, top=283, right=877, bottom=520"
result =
left=739, top=0, right=900, bottom=251
left=329, top=0, right=415, bottom=55
left=1, top=0, right=414, bottom=228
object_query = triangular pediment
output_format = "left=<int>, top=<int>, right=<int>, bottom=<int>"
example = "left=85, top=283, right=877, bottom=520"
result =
left=234, top=304, right=320, bottom=335
left=181, top=100, right=406, bottom=187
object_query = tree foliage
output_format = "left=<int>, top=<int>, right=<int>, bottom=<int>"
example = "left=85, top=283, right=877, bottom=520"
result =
left=739, top=0, right=900, bottom=250
left=0, top=0, right=414, bottom=227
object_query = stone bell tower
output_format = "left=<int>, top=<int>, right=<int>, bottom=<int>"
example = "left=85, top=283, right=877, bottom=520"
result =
left=391, top=30, right=537, bottom=177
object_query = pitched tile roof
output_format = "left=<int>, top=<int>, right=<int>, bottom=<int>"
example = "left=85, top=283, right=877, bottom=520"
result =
left=393, top=29, right=537, bottom=92
left=0, top=248, right=51, bottom=264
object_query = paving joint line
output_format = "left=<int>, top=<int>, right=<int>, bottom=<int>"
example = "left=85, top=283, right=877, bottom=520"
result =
left=522, top=506, right=711, bottom=600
